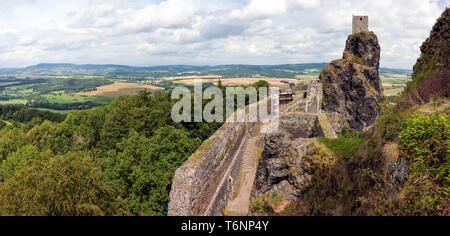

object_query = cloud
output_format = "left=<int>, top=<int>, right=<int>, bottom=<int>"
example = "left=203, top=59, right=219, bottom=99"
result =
left=0, top=0, right=447, bottom=68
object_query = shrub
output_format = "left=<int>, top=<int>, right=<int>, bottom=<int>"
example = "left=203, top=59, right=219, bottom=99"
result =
left=432, top=96, right=442, bottom=108
left=250, top=198, right=267, bottom=216
left=399, top=112, right=449, bottom=182
left=376, top=104, right=410, bottom=141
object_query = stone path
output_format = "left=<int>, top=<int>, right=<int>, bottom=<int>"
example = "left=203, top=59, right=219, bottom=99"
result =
left=227, top=137, right=259, bottom=216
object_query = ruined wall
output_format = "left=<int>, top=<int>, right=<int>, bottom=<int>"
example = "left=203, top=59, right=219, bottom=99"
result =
left=284, top=83, right=323, bottom=113
left=306, top=83, right=323, bottom=113
left=203, top=136, right=246, bottom=216
left=167, top=92, right=269, bottom=218
left=168, top=120, right=253, bottom=216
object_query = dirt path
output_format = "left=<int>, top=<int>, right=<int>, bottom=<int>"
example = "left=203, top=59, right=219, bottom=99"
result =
left=227, top=137, right=259, bottom=216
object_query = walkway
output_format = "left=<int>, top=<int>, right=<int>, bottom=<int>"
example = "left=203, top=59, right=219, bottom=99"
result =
left=227, top=137, right=259, bottom=216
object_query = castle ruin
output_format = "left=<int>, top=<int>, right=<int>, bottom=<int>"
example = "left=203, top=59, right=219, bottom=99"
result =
left=352, top=15, right=368, bottom=34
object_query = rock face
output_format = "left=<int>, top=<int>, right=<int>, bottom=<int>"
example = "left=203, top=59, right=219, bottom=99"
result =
left=253, top=132, right=309, bottom=201
left=398, top=8, right=450, bottom=109
left=253, top=133, right=336, bottom=202
left=280, top=113, right=323, bottom=139
left=319, top=31, right=383, bottom=131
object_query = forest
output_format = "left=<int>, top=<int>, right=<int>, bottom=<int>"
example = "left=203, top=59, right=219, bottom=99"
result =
left=0, top=81, right=268, bottom=216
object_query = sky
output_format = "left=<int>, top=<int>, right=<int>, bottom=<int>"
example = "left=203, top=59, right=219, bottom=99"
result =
left=0, top=0, right=448, bottom=69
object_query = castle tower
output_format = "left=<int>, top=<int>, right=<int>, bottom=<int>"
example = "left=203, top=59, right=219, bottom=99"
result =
left=352, top=15, right=368, bottom=34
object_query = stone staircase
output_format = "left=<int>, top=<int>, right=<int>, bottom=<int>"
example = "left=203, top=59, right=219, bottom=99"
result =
left=228, top=137, right=259, bottom=216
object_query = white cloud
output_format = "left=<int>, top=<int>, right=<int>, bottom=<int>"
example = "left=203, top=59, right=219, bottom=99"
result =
left=0, top=0, right=447, bottom=68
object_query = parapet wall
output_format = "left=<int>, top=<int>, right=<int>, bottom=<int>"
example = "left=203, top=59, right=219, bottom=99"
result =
left=168, top=120, right=254, bottom=216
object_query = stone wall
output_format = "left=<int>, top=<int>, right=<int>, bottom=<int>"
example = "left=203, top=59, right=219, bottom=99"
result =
left=352, top=16, right=368, bottom=34
left=306, top=83, right=323, bottom=113
left=168, top=118, right=255, bottom=216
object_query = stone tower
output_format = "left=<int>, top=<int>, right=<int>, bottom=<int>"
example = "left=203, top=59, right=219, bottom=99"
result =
left=352, top=15, right=368, bottom=34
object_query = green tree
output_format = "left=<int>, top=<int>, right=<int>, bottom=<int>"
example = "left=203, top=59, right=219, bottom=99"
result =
left=102, top=126, right=199, bottom=215
left=0, top=145, right=41, bottom=181
left=0, top=152, right=116, bottom=216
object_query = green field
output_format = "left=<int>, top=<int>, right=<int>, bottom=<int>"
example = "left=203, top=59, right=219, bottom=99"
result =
left=0, top=99, right=27, bottom=105
left=34, top=108, right=72, bottom=114
left=0, top=64, right=412, bottom=115
left=0, top=77, right=116, bottom=112
left=384, top=88, right=404, bottom=96
left=42, top=94, right=113, bottom=105
left=381, top=78, right=408, bottom=85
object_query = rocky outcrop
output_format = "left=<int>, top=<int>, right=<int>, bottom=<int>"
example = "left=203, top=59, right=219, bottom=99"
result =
left=343, top=32, right=381, bottom=69
left=253, top=133, right=337, bottom=202
left=280, top=113, right=323, bottom=139
left=319, top=31, right=383, bottom=131
left=398, top=8, right=450, bottom=109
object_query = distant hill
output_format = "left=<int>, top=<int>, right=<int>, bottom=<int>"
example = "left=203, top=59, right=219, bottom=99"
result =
left=0, top=63, right=410, bottom=78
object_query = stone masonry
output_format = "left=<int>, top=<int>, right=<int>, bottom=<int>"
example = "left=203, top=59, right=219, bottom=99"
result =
left=352, top=15, right=368, bottom=34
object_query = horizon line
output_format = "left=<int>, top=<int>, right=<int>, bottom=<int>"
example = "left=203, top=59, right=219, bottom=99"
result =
left=0, top=62, right=412, bottom=71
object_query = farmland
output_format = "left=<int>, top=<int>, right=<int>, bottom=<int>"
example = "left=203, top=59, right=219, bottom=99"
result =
left=74, top=82, right=163, bottom=97
left=0, top=63, right=412, bottom=113
left=380, top=73, right=411, bottom=96
left=173, top=78, right=303, bottom=88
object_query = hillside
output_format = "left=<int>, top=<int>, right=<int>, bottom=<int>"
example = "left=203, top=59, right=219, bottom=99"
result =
left=0, top=63, right=409, bottom=79
left=399, top=8, right=450, bottom=109
left=250, top=8, right=449, bottom=216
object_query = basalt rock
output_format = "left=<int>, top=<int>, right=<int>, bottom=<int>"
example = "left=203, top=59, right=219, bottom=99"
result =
left=398, top=8, right=450, bottom=109
left=319, top=31, right=383, bottom=131
left=252, top=132, right=337, bottom=202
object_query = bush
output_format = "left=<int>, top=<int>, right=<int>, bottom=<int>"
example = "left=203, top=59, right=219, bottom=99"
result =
left=399, top=112, right=449, bottom=182
left=250, top=198, right=267, bottom=216
left=376, top=104, right=410, bottom=141
left=432, top=96, right=442, bottom=108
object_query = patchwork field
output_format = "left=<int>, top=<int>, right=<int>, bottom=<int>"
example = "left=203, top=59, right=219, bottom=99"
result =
left=74, top=82, right=163, bottom=97
left=0, top=82, right=21, bottom=86
left=384, top=88, right=404, bottom=96
left=42, top=93, right=112, bottom=105
left=164, top=75, right=222, bottom=81
left=295, top=75, right=318, bottom=82
left=0, top=64, right=412, bottom=114
left=0, top=99, right=27, bottom=105
left=173, top=78, right=304, bottom=88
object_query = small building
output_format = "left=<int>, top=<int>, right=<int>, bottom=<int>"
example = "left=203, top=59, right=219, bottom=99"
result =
left=352, top=15, right=368, bottom=34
